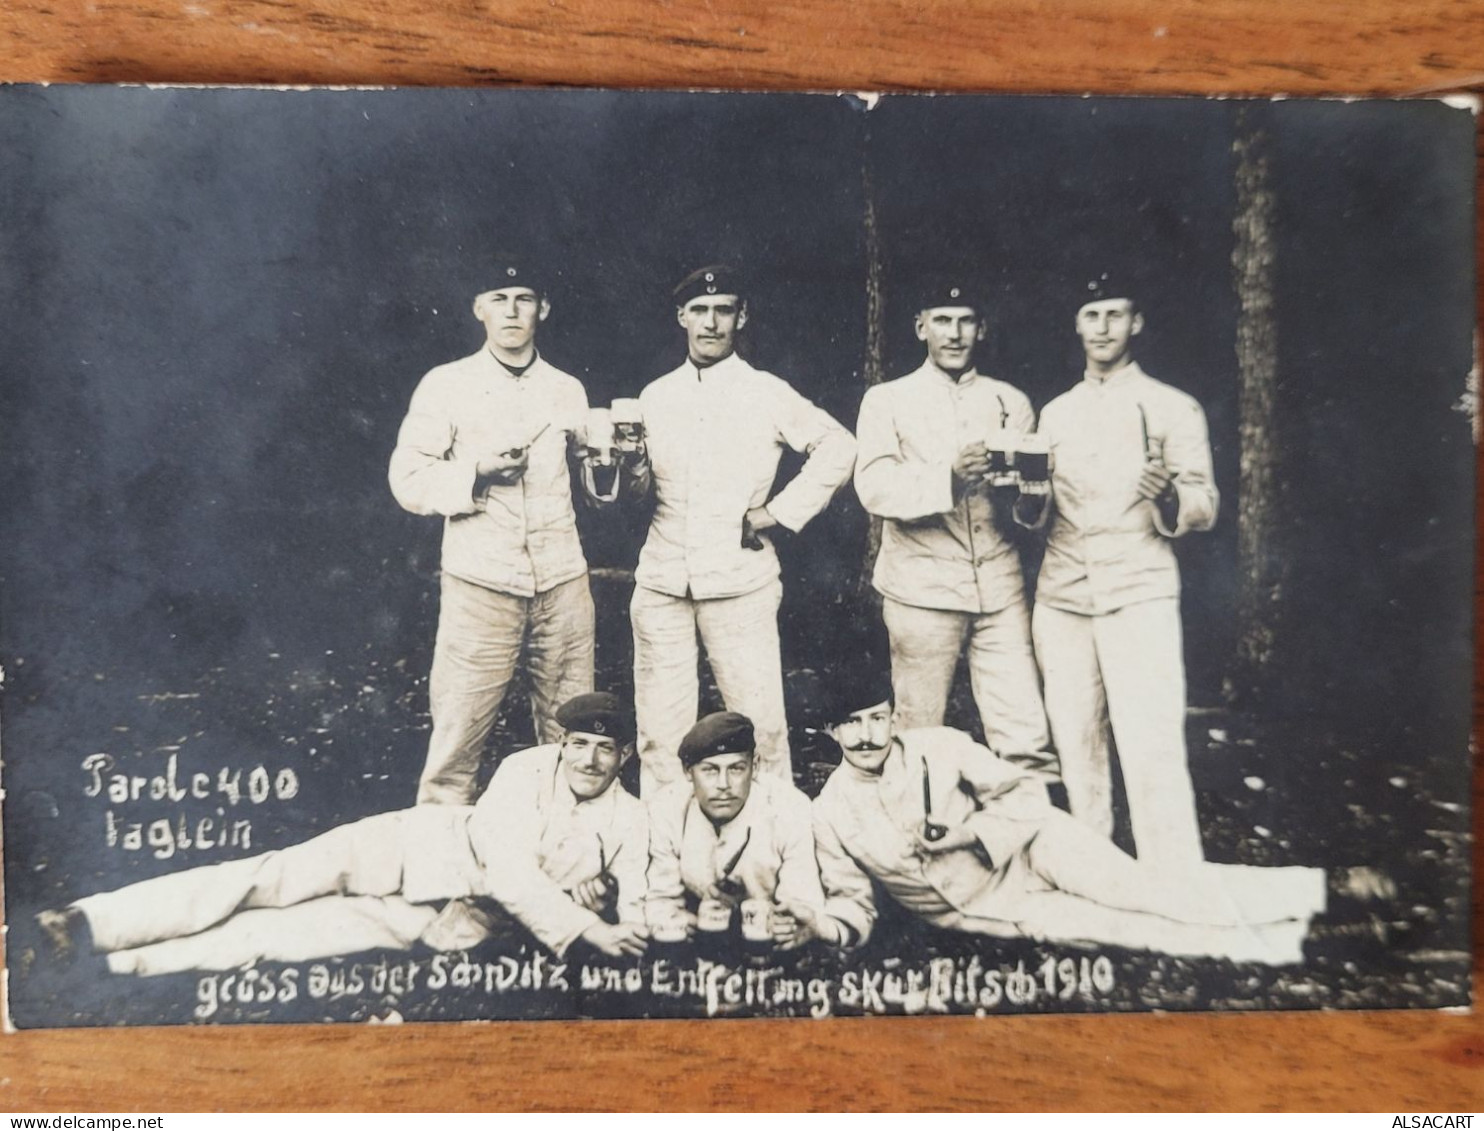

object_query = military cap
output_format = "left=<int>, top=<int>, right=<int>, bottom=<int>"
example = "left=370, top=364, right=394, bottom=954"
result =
left=678, top=711, right=756, bottom=769
left=479, top=253, right=548, bottom=298
left=914, top=273, right=984, bottom=315
left=554, top=692, right=634, bottom=743
left=1077, top=268, right=1137, bottom=309
left=819, top=659, right=895, bottom=728
left=673, top=264, right=747, bottom=306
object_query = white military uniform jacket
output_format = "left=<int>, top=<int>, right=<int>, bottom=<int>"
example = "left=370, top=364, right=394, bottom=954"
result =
left=1035, top=361, right=1218, bottom=615
left=389, top=350, right=590, bottom=598
left=634, top=352, right=856, bottom=600
left=855, top=362, right=1036, bottom=614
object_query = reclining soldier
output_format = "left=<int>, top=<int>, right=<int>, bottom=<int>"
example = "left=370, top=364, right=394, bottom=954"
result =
left=811, top=662, right=1394, bottom=965
left=31, top=693, right=650, bottom=975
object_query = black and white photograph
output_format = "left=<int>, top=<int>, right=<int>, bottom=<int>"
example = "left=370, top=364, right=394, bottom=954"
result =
left=0, top=85, right=1474, bottom=1028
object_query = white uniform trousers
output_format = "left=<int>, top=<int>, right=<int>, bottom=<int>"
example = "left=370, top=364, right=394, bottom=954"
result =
left=882, top=596, right=1051, bottom=768
left=74, top=807, right=479, bottom=976
left=420, top=572, right=595, bottom=804
left=995, top=807, right=1324, bottom=964
left=631, top=579, right=791, bottom=795
left=1032, top=597, right=1204, bottom=866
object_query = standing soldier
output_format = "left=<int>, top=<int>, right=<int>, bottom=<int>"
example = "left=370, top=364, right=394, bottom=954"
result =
left=1031, top=270, right=1219, bottom=865
left=390, top=258, right=596, bottom=805
left=855, top=276, right=1054, bottom=773
left=621, top=265, right=856, bottom=794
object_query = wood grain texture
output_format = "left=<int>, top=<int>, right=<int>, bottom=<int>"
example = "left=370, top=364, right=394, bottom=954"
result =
left=1, top=0, right=1482, bottom=1113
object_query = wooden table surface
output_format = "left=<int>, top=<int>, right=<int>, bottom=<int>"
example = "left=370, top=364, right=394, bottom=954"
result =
left=1, top=0, right=1482, bottom=1113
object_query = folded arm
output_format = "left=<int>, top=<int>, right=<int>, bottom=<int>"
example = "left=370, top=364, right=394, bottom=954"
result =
left=765, top=383, right=857, bottom=532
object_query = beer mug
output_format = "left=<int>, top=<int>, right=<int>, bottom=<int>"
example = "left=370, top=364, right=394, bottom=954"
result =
left=650, top=909, right=689, bottom=945
left=1015, top=433, right=1051, bottom=486
left=610, top=398, right=644, bottom=454
left=696, top=898, right=733, bottom=934
left=583, top=407, right=618, bottom=468
left=987, top=428, right=1023, bottom=489
left=739, top=898, right=773, bottom=943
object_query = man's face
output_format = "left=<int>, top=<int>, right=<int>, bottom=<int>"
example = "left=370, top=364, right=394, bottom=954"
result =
left=915, top=306, right=984, bottom=375
left=474, top=286, right=548, bottom=353
left=1075, top=298, right=1143, bottom=370
left=830, top=700, right=895, bottom=775
left=677, top=294, right=746, bottom=365
left=560, top=730, right=625, bottom=801
left=688, top=751, right=755, bottom=824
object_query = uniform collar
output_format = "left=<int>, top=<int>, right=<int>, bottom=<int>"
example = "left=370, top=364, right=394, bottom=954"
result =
left=483, top=348, right=545, bottom=380
left=1081, top=358, right=1144, bottom=389
left=688, top=351, right=748, bottom=381
left=915, top=359, right=981, bottom=387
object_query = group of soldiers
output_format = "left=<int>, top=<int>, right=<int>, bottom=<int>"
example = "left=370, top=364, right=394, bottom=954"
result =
left=387, top=256, right=1215, bottom=857
left=32, top=258, right=1394, bottom=979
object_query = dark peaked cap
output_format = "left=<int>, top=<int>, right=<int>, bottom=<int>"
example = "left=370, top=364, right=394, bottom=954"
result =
left=555, top=692, right=634, bottom=743
left=479, top=253, right=549, bottom=297
left=819, top=653, right=895, bottom=728
left=678, top=711, right=756, bottom=769
left=914, top=273, right=984, bottom=314
left=1078, top=268, right=1137, bottom=307
left=673, top=264, right=747, bottom=305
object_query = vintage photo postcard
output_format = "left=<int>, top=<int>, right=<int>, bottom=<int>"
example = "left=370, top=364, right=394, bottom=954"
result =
left=0, top=86, right=1473, bottom=1028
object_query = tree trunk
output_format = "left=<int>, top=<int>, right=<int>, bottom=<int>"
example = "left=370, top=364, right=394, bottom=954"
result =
left=1230, top=109, right=1283, bottom=706
left=858, top=122, right=886, bottom=600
